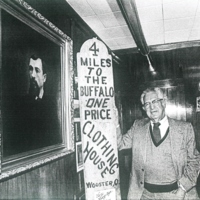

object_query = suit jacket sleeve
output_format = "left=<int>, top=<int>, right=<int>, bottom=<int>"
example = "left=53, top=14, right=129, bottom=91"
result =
left=179, top=123, right=200, bottom=191
left=117, top=120, right=137, bottom=150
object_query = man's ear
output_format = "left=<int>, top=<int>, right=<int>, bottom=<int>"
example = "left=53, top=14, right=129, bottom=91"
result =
left=162, top=98, right=167, bottom=107
left=43, top=74, right=47, bottom=83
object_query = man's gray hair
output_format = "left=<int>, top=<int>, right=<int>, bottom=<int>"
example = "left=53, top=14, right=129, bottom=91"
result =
left=140, top=87, right=166, bottom=105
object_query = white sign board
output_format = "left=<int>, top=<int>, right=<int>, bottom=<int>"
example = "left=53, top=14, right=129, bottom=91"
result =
left=77, top=38, right=120, bottom=199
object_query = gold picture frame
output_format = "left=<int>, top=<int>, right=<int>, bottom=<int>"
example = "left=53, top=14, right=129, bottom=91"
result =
left=0, top=0, right=74, bottom=178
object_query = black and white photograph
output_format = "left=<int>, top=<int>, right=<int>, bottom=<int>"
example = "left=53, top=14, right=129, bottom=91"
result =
left=74, top=121, right=81, bottom=142
left=73, top=76, right=79, bottom=99
left=78, top=171, right=85, bottom=193
left=76, top=142, right=83, bottom=172
left=1, top=0, right=200, bottom=200
left=74, top=100, right=80, bottom=118
left=197, top=97, right=200, bottom=112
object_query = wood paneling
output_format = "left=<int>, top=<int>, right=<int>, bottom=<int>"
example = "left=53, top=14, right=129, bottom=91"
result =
left=115, top=46, right=200, bottom=148
left=0, top=153, right=76, bottom=199
left=115, top=46, right=200, bottom=199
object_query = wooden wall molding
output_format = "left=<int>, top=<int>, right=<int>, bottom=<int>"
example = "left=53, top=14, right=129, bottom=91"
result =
left=13, top=0, right=71, bottom=41
left=114, top=41, right=200, bottom=55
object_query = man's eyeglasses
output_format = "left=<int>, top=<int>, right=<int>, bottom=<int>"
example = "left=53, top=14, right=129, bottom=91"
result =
left=143, top=99, right=163, bottom=109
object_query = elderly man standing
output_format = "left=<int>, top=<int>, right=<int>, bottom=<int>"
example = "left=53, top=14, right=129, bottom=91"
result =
left=117, top=87, right=200, bottom=200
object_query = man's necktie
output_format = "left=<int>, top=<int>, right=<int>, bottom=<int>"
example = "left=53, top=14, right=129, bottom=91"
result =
left=153, top=122, right=161, bottom=144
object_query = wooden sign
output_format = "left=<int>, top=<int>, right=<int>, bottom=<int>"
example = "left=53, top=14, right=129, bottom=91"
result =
left=77, top=38, right=120, bottom=199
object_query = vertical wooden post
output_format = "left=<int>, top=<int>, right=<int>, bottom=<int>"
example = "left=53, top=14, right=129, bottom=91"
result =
left=77, top=38, right=120, bottom=199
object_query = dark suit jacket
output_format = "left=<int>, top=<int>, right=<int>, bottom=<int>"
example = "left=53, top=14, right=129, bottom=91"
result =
left=3, top=94, right=62, bottom=156
left=117, top=117, right=200, bottom=200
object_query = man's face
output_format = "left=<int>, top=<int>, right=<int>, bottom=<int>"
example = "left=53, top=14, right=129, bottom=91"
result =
left=29, top=58, right=46, bottom=88
left=29, top=58, right=46, bottom=97
left=143, top=91, right=166, bottom=122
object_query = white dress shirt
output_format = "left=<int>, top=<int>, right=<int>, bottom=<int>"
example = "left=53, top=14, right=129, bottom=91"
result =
left=150, top=116, right=169, bottom=139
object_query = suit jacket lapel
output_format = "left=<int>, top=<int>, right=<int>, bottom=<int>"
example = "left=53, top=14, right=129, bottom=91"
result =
left=136, top=117, right=184, bottom=167
left=137, top=119, right=150, bottom=164
left=168, top=117, right=183, bottom=175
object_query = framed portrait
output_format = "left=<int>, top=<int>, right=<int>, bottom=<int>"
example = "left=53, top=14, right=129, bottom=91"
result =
left=73, top=76, right=79, bottom=99
left=74, top=121, right=81, bottom=142
left=74, top=99, right=80, bottom=118
left=0, top=0, right=74, bottom=177
left=76, top=142, right=83, bottom=172
left=196, top=96, right=200, bottom=112
left=78, top=170, right=85, bottom=193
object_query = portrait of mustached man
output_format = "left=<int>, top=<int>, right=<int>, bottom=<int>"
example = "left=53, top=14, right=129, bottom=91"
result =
left=28, top=55, right=47, bottom=101
left=4, top=54, right=62, bottom=156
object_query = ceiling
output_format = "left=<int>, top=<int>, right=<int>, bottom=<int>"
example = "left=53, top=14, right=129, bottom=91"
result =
left=66, top=0, right=200, bottom=52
